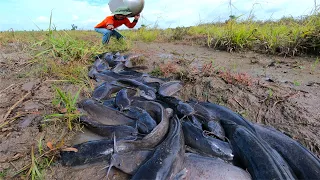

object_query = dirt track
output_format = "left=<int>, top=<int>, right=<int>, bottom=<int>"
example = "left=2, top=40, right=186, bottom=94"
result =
left=0, top=41, right=319, bottom=178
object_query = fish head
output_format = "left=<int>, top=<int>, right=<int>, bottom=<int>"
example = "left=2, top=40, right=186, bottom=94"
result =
left=209, top=140, right=234, bottom=161
left=177, top=103, right=195, bottom=116
left=219, top=120, right=238, bottom=138
left=139, top=90, right=156, bottom=100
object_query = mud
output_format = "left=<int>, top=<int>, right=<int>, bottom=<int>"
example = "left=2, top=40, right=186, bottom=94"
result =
left=0, top=41, right=319, bottom=179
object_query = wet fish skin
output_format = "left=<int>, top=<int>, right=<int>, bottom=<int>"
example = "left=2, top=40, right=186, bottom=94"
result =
left=101, top=70, right=141, bottom=80
left=112, top=63, right=125, bottom=73
left=79, top=116, right=138, bottom=140
left=254, top=124, right=320, bottom=179
left=103, top=53, right=118, bottom=67
left=182, top=120, right=233, bottom=161
left=131, top=100, right=164, bottom=123
left=131, top=116, right=185, bottom=180
left=92, top=82, right=122, bottom=101
left=78, top=99, right=135, bottom=125
left=60, top=139, right=114, bottom=166
left=196, top=101, right=256, bottom=133
left=139, top=90, right=156, bottom=100
left=180, top=153, right=252, bottom=180
left=158, top=81, right=183, bottom=97
left=158, top=96, right=194, bottom=117
left=187, top=115, right=203, bottom=130
left=177, top=101, right=195, bottom=116
left=193, top=114, right=225, bottom=141
left=221, top=121, right=296, bottom=180
left=125, top=106, right=157, bottom=134
left=102, top=98, right=116, bottom=108
left=117, top=70, right=144, bottom=77
left=202, top=120, right=226, bottom=140
left=112, top=150, right=153, bottom=175
left=116, top=101, right=173, bottom=152
left=88, top=67, right=98, bottom=79
left=115, top=89, right=131, bottom=111
left=116, top=78, right=157, bottom=93
left=93, top=58, right=109, bottom=72
left=94, top=73, right=117, bottom=83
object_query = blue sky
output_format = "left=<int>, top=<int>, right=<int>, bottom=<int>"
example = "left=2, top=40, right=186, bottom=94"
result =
left=0, top=0, right=317, bottom=31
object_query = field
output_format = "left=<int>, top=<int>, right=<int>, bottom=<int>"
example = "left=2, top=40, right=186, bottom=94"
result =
left=0, top=14, right=320, bottom=179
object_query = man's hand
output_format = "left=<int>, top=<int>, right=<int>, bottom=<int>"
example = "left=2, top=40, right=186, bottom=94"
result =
left=106, top=24, right=114, bottom=30
left=134, top=14, right=140, bottom=20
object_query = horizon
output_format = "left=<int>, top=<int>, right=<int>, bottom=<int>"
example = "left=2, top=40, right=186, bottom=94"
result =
left=0, top=0, right=318, bottom=31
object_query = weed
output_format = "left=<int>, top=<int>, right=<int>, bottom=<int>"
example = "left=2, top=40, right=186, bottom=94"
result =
left=218, top=70, right=253, bottom=86
left=238, top=110, right=248, bottom=118
left=159, top=62, right=179, bottom=77
left=0, top=170, right=7, bottom=179
left=26, top=146, right=43, bottom=180
left=150, top=66, right=163, bottom=77
left=293, top=80, right=301, bottom=86
left=37, top=135, right=44, bottom=155
left=268, top=88, right=274, bottom=98
left=45, top=86, right=83, bottom=130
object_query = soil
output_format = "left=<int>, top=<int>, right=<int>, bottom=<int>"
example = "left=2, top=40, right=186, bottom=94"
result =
left=0, top=41, right=319, bottom=179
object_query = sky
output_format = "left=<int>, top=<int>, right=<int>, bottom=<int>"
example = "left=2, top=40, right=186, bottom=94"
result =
left=0, top=0, right=317, bottom=31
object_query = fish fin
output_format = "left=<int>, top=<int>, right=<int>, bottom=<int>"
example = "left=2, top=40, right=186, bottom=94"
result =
left=113, top=133, right=118, bottom=153
left=106, top=161, right=113, bottom=180
left=173, top=168, right=188, bottom=180
left=105, top=133, right=118, bottom=179
left=180, top=115, right=187, bottom=121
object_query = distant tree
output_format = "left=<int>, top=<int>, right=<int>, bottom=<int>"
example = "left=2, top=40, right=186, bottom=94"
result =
left=138, top=24, right=147, bottom=30
left=71, top=24, right=78, bottom=30
left=229, top=15, right=236, bottom=20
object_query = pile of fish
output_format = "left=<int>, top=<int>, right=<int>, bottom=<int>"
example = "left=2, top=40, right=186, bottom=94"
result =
left=60, top=52, right=320, bottom=180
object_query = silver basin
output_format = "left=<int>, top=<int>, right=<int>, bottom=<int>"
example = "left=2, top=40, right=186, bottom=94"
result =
left=109, top=0, right=145, bottom=17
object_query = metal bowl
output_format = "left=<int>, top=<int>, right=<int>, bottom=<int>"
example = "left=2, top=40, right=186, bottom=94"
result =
left=109, top=0, right=145, bottom=17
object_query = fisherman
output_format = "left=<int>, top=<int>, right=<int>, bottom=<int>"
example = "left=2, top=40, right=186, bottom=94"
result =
left=94, top=6, right=140, bottom=44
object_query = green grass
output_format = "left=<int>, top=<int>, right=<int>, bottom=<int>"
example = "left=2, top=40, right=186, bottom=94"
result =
left=119, top=13, right=320, bottom=56
left=45, top=86, right=83, bottom=130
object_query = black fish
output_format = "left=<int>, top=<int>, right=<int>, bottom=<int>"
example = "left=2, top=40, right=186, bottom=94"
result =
left=158, top=81, right=183, bottom=97
left=187, top=115, right=203, bottom=129
left=182, top=120, right=233, bottom=161
left=115, top=89, right=131, bottom=111
left=93, top=58, right=109, bottom=72
left=115, top=78, right=157, bottom=93
left=254, top=124, right=320, bottom=179
left=132, top=116, right=185, bottom=180
left=102, top=98, right=116, bottom=108
left=158, top=96, right=194, bottom=117
left=193, top=113, right=225, bottom=141
left=92, top=82, right=122, bottom=101
left=78, top=99, right=135, bottom=125
left=221, top=121, right=296, bottom=180
left=103, top=52, right=118, bottom=67
left=101, top=71, right=142, bottom=81
left=180, top=153, right=252, bottom=180
left=202, top=120, right=226, bottom=140
left=125, top=106, right=157, bottom=134
left=196, top=101, right=256, bottom=133
left=116, top=101, right=173, bottom=152
left=79, top=116, right=137, bottom=140
left=60, top=139, right=113, bottom=166
left=112, top=150, right=153, bottom=175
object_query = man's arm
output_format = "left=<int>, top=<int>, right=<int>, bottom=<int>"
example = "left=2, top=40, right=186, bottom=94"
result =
left=124, top=14, right=140, bottom=28
left=105, top=16, right=115, bottom=30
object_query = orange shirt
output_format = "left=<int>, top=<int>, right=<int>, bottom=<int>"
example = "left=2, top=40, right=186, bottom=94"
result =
left=94, top=15, right=137, bottom=29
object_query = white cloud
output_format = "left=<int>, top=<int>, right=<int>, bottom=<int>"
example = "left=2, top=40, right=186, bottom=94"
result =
left=35, top=16, right=49, bottom=23
left=72, top=15, right=79, bottom=20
